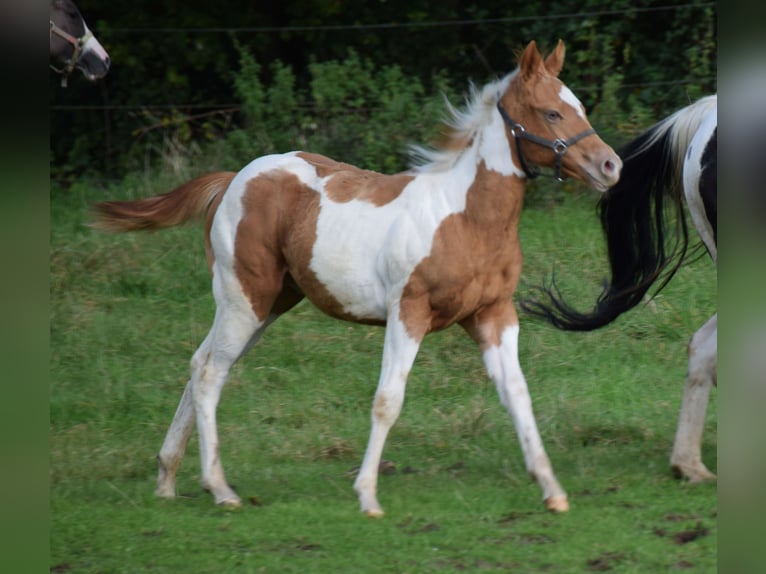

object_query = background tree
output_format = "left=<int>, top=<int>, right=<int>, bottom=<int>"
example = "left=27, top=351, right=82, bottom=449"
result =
left=50, top=0, right=716, bottom=185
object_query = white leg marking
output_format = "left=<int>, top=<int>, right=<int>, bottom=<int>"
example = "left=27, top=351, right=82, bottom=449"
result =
left=671, top=313, right=717, bottom=482
left=482, top=325, right=568, bottom=512
left=192, top=305, right=267, bottom=507
left=354, top=312, right=421, bottom=517
left=156, top=332, right=214, bottom=498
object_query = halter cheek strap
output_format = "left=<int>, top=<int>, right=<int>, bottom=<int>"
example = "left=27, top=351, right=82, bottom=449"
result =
left=50, top=20, right=93, bottom=87
left=497, top=102, right=595, bottom=181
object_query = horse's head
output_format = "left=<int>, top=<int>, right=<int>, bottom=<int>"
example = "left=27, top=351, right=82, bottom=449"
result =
left=50, top=0, right=110, bottom=85
left=498, top=40, right=620, bottom=192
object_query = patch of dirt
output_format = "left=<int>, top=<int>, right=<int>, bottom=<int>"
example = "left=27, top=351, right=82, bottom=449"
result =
left=50, top=564, right=72, bottom=573
left=586, top=551, right=626, bottom=571
left=672, top=522, right=709, bottom=544
left=497, top=510, right=535, bottom=525
left=516, top=533, right=556, bottom=545
left=396, top=516, right=441, bottom=535
left=317, top=439, right=356, bottom=460
left=433, top=558, right=521, bottom=571
left=654, top=520, right=710, bottom=544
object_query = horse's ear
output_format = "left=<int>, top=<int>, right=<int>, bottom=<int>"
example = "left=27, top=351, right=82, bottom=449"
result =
left=544, top=40, right=566, bottom=77
left=519, top=40, right=544, bottom=81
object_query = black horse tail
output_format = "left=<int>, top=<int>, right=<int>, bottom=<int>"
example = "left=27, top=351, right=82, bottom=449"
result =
left=522, top=104, right=705, bottom=331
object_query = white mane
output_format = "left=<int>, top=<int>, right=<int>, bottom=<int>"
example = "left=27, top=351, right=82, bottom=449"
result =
left=629, top=94, right=717, bottom=170
left=409, top=71, right=516, bottom=173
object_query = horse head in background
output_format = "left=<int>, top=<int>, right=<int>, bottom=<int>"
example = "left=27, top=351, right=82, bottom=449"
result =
left=50, top=0, right=110, bottom=87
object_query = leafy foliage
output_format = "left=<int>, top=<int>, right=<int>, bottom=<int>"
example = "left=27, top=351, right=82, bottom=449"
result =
left=51, top=0, right=716, bottom=184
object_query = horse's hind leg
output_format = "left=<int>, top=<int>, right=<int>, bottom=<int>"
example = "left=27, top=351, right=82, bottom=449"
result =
left=155, top=290, right=280, bottom=506
left=193, top=305, right=269, bottom=506
left=155, top=332, right=213, bottom=498
left=671, top=313, right=717, bottom=482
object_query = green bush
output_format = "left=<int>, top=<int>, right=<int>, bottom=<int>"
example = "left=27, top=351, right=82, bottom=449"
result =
left=228, top=44, right=457, bottom=173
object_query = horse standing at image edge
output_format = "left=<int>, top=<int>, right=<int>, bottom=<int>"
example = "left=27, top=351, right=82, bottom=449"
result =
left=523, top=94, right=717, bottom=483
left=92, top=40, right=621, bottom=516
left=50, top=0, right=110, bottom=86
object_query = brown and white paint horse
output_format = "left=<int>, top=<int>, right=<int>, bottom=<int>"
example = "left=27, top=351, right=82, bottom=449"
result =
left=93, top=40, right=621, bottom=516
left=50, top=0, right=110, bottom=87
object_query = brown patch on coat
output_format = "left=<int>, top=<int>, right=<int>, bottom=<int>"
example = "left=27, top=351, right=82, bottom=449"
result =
left=297, top=151, right=413, bottom=206
left=399, top=162, right=525, bottom=342
left=233, top=170, right=380, bottom=323
left=234, top=170, right=318, bottom=320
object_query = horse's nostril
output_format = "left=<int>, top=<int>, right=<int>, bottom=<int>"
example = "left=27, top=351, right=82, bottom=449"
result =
left=603, top=158, right=620, bottom=177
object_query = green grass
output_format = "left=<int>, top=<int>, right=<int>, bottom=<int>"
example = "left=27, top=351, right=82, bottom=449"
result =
left=50, top=178, right=717, bottom=573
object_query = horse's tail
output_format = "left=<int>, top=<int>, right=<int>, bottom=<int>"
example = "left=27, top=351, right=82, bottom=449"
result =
left=522, top=96, right=716, bottom=331
left=92, top=172, right=237, bottom=232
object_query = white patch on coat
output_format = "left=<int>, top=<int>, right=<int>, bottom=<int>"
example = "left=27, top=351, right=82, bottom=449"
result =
left=81, top=24, right=109, bottom=61
left=479, top=108, right=525, bottom=177
left=559, top=85, right=586, bottom=119
left=682, top=106, right=717, bottom=263
left=309, top=151, right=479, bottom=320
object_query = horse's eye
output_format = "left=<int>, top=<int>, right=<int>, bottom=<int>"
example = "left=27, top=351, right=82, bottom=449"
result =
left=545, top=110, right=562, bottom=122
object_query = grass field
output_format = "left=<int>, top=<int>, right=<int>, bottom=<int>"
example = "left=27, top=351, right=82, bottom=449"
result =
left=50, top=176, right=717, bottom=573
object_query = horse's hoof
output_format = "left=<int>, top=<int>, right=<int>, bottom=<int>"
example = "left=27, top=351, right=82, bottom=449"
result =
left=217, top=496, right=242, bottom=509
left=672, top=463, right=717, bottom=484
left=545, top=495, right=569, bottom=513
left=365, top=508, right=385, bottom=518
left=154, top=485, right=176, bottom=499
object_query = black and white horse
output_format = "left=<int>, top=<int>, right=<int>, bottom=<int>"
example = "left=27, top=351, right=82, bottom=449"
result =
left=524, top=95, right=717, bottom=483
left=50, top=0, right=110, bottom=86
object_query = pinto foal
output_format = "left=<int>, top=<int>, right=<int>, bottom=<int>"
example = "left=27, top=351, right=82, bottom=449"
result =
left=94, top=40, right=620, bottom=516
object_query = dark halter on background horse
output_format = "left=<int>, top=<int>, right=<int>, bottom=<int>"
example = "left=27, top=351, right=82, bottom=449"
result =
left=50, top=19, right=92, bottom=87
left=497, top=102, right=595, bottom=181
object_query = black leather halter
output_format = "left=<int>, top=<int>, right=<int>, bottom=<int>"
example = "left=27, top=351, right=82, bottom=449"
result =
left=497, top=102, right=595, bottom=181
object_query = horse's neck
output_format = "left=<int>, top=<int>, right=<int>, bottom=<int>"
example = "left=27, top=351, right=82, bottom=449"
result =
left=437, top=123, right=525, bottom=229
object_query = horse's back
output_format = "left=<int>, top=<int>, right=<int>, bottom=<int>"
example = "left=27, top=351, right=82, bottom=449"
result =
left=208, top=151, right=420, bottom=323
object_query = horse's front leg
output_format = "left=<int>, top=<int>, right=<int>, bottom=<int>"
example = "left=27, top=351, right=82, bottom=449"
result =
left=462, top=304, right=568, bottom=512
left=354, top=311, right=423, bottom=517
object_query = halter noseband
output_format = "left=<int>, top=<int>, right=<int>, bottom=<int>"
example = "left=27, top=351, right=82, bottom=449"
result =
left=497, top=102, right=595, bottom=181
left=50, top=19, right=93, bottom=87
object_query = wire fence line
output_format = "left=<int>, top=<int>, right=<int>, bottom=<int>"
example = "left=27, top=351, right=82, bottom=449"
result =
left=50, top=2, right=715, bottom=114
left=106, top=3, right=715, bottom=34
left=49, top=78, right=716, bottom=113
